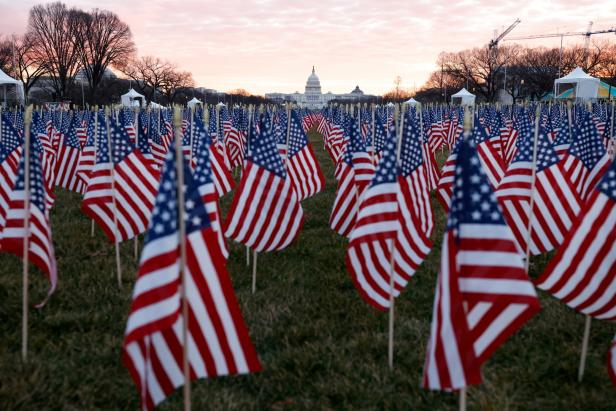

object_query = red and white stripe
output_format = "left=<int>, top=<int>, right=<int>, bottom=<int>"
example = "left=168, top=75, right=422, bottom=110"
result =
left=54, top=138, right=84, bottom=193
left=330, top=161, right=359, bottom=237
left=422, top=223, right=540, bottom=390
left=562, top=152, right=611, bottom=201
left=535, top=184, right=616, bottom=320
left=286, top=144, right=325, bottom=201
left=82, top=151, right=158, bottom=242
left=123, top=228, right=261, bottom=411
left=225, top=161, right=304, bottom=252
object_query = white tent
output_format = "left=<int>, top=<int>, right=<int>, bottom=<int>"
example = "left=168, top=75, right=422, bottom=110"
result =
left=149, top=101, right=164, bottom=109
left=187, top=97, right=203, bottom=109
left=554, top=67, right=600, bottom=100
left=0, top=68, right=25, bottom=105
left=405, top=97, right=420, bottom=106
left=120, top=88, right=146, bottom=108
left=451, top=88, right=475, bottom=106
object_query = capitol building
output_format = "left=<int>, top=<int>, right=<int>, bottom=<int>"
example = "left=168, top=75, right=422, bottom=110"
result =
left=265, top=67, right=374, bottom=109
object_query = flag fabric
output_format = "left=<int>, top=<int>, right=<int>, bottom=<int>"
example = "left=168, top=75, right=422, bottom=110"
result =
left=402, top=112, right=434, bottom=238
left=422, top=137, right=540, bottom=391
left=496, top=125, right=581, bottom=255
left=561, top=112, right=611, bottom=201
left=193, top=132, right=228, bottom=259
left=346, top=131, right=431, bottom=310
left=195, top=116, right=234, bottom=198
left=535, top=159, right=615, bottom=320
left=76, top=112, right=100, bottom=187
left=54, top=114, right=84, bottom=193
left=225, top=121, right=304, bottom=252
left=284, top=110, right=325, bottom=201
left=0, top=115, right=24, bottom=235
left=82, top=115, right=159, bottom=242
left=473, top=120, right=506, bottom=189
left=436, top=139, right=462, bottom=213
left=123, top=147, right=260, bottom=411
left=1, top=137, right=57, bottom=306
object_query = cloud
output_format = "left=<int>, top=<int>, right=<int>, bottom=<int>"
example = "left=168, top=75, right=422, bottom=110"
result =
left=0, top=0, right=614, bottom=94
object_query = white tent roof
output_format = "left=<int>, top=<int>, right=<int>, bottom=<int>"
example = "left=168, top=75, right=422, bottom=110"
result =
left=149, top=102, right=164, bottom=109
left=188, top=97, right=202, bottom=104
left=555, top=67, right=600, bottom=83
left=451, top=88, right=475, bottom=97
left=405, top=97, right=419, bottom=105
left=122, top=88, right=145, bottom=99
left=0, top=68, right=25, bottom=103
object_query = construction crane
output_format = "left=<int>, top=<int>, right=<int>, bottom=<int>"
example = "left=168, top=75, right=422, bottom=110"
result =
left=489, top=18, right=522, bottom=50
left=504, top=21, right=616, bottom=72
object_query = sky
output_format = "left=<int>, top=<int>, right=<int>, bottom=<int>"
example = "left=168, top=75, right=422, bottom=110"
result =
left=1, top=0, right=615, bottom=95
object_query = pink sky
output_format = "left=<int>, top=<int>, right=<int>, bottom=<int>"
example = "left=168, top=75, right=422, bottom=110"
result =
left=1, top=0, right=615, bottom=95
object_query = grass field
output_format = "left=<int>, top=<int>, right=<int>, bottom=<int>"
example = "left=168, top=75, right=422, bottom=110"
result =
left=1, top=129, right=615, bottom=410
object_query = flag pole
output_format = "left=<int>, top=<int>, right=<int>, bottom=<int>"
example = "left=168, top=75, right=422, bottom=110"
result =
left=252, top=249, right=258, bottom=294
left=105, top=107, right=122, bottom=288
left=134, top=106, right=140, bottom=260
left=388, top=103, right=405, bottom=369
left=578, top=314, right=591, bottom=382
left=173, top=106, right=191, bottom=411
left=524, top=104, right=542, bottom=274
left=91, top=107, right=99, bottom=237
left=246, top=106, right=253, bottom=267
left=21, top=105, right=32, bottom=363
left=459, top=387, right=467, bottom=411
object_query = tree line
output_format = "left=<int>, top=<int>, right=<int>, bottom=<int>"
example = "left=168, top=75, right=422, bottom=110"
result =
left=0, top=2, right=267, bottom=106
left=414, top=41, right=616, bottom=103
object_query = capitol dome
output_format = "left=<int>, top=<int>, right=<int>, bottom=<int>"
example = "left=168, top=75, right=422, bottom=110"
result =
left=305, top=66, right=322, bottom=94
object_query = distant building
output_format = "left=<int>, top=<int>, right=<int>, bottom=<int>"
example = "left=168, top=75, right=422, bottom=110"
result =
left=265, top=67, right=374, bottom=109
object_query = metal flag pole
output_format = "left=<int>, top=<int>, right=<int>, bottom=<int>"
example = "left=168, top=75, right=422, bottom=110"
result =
left=173, top=106, right=191, bottom=411
left=105, top=107, right=122, bottom=288
left=91, top=107, right=98, bottom=237
left=524, top=104, right=542, bottom=274
left=134, top=106, right=140, bottom=260
left=21, top=105, right=32, bottom=363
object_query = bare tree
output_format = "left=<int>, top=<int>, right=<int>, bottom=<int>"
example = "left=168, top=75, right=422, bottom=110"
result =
left=73, top=8, right=135, bottom=102
left=0, top=36, right=13, bottom=73
left=10, top=34, right=48, bottom=100
left=27, top=2, right=82, bottom=100
left=121, top=55, right=174, bottom=102
left=159, top=69, right=194, bottom=104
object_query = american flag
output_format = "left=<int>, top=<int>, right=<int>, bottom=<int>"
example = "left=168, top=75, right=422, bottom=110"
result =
left=552, top=118, right=572, bottom=160
left=284, top=109, right=325, bottom=201
left=54, top=114, right=85, bottom=193
left=193, top=116, right=234, bottom=197
left=82, top=114, right=159, bottom=242
left=30, top=116, right=56, bottom=209
left=76, top=112, right=100, bottom=187
left=193, top=129, right=228, bottom=259
left=346, top=130, right=431, bottom=310
left=561, top=111, right=611, bottom=201
left=0, top=114, right=23, bottom=239
left=1, top=137, right=57, bottom=307
left=402, top=111, right=434, bottom=238
left=422, top=136, right=540, bottom=391
left=225, top=121, right=304, bottom=252
left=123, top=147, right=261, bottom=411
left=119, top=108, right=137, bottom=146
left=224, top=108, right=246, bottom=169
left=149, top=111, right=171, bottom=166
left=535, top=159, right=615, bottom=320
left=496, top=125, right=581, bottom=255
left=473, top=119, right=506, bottom=189
left=348, top=118, right=375, bottom=193
left=436, top=138, right=462, bottom=213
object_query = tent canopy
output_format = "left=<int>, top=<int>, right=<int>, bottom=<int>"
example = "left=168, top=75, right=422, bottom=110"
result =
left=187, top=97, right=203, bottom=109
left=405, top=97, right=419, bottom=106
left=554, top=67, right=599, bottom=100
left=120, top=88, right=146, bottom=107
left=0, top=68, right=25, bottom=104
left=451, top=88, right=475, bottom=106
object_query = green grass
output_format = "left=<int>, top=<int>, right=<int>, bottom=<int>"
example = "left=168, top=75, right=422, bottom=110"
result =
left=1, top=130, right=615, bottom=410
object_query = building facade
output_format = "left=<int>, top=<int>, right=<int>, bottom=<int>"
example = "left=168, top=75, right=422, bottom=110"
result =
left=265, top=67, right=373, bottom=109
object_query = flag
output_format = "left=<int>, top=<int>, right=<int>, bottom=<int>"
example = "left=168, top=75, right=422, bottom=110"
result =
left=346, top=131, right=431, bottom=310
left=422, top=137, right=540, bottom=391
left=473, top=120, right=506, bottom=189
left=0, top=114, right=24, bottom=234
left=194, top=116, right=234, bottom=197
left=535, top=159, right=615, bottom=320
left=402, top=111, right=434, bottom=238
left=82, top=115, right=159, bottom=242
left=284, top=110, right=325, bottom=201
left=561, top=112, right=611, bottom=200
left=496, top=125, right=581, bottom=255
left=54, top=114, right=84, bottom=193
left=225, top=121, right=304, bottom=252
left=1, top=137, right=57, bottom=306
left=193, top=131, right=228, bottom=259
left=436, top=139, right=462, bottom=213
left=123, top=147, right=260, bottom=411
